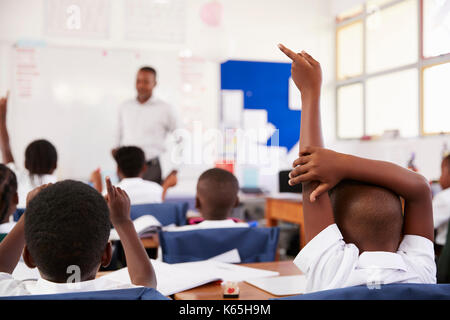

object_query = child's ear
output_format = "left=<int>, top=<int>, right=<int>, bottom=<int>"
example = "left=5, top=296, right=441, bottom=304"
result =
left=101, top=242, right=113, bottom=268
left=13, top=192, right=18, bottom=205
left=195, top=196, right=201, bottom=210
left=23, top=246, right=37, bottom=269
left=234, top=195, right=240, bottom=208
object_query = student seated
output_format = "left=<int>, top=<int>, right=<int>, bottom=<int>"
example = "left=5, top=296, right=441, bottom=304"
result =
left=168, top=168, right=248, bottom=231
left=279, top=44, right=436, bottom=293
left=90, top=146, right=177, bottom=205
left=0, top=164, right=18, bottom=235
left=433, top=154, right=450, bottom=257
left=0, top=93, right=57, bottom=209
left=0, top=178, right=156, bottom=296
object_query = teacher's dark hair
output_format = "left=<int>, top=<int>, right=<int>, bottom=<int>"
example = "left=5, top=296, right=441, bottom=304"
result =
left=139, top=66, right=157, bottom=77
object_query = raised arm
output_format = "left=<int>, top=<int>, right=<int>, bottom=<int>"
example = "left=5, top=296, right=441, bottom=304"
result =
left=0, top=92, right=14, bottom=164
left=105, top=177, right=157, bottom=288
left=278, top=44, right=334, bottom=243
left=161, top=170, right=177, bottom=201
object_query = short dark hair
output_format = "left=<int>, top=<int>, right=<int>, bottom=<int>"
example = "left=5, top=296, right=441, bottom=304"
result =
left=329, top=180, right=403, bottom=251
left=25, top=180, right=110, bottom=282
left=197, top=168, right=239, bottom=220
left=0, top=164, right=17, bottom=222
left=25, top=139, right=57, bottom=175
left=114, top=146, right=146, bottom=178
left=138, top=66, right=157, bottom=77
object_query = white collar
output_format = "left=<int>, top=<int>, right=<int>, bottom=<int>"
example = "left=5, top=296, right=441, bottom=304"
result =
left=357, top=251, right=408, bottom=271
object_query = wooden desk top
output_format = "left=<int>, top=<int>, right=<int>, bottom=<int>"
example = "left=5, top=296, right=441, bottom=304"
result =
left=174, top=260, right=302, bottom=300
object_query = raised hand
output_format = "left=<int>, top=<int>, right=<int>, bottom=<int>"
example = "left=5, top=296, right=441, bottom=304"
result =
left=105, top=176, right=131, bottom=226
left=0, top=91, right=9, bottom=121
left=26, top=183, right=53, bottom=207
left=289, top=146, right=346, bottom=202
left=278, top=44, right=322, bottom=99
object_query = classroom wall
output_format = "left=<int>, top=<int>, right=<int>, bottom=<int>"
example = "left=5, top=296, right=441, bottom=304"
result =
left=0, top=0, right=335, bottom=196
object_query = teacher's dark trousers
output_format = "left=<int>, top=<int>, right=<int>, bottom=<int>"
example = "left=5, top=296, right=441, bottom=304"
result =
left=143, top=157, right=162, bottom=185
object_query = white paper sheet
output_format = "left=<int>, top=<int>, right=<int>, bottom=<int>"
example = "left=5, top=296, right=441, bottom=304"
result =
left=245, top=275, right=307, bottom=296
left=208, top=249, right=241, bottom=264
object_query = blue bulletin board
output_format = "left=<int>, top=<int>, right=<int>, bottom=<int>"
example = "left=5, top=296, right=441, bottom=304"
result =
left=220, top=60, right=301, bottom=152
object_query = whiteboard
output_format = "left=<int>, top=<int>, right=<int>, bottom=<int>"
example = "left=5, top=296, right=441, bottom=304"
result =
left=3, top=43, right=214, bottom=181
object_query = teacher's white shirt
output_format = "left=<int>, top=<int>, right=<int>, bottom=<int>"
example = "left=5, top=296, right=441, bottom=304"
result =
left=116, top=96, right=177, bottom=160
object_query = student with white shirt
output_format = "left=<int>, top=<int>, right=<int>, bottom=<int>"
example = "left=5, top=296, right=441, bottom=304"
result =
left=0, top=165, right=18, bottom=236
left=0, top=178, right=156, bottom=296
left=0, top=93, right=57, bottom=209
left=433, top=154, right=450, bottom=257
left=90, top=146, right=177, bottom=205
left=169, top=168, right=248, bottom=232
left=279, top=44, right=436, bottom=293
left=114, top=66, right=178, bottom=185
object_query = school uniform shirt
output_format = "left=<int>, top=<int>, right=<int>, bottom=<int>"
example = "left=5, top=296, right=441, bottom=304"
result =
left=6, top=163, right=57, bottom=209
left=294, top=224, right=436, bottom=293
left=165, top=219, right=249, bottom=232
left=0, top=221, right=16, bottom=234
left=0, top=273, right=140, bottom=297
left=105, top=177, right=163, bottom=205
left=116, top=96, right=178, bottom=161
left=433, top=187, right=450, bottom=246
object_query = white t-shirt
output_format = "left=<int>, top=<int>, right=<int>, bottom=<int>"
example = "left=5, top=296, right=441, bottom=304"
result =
left=104, top=177, right=163, bottom=205
left=294, top=224, right=436, bottom=293
left=116, top=97, right=177, bottom=160
left=6, top=163, right=57, bottom=209
left=0, top=272, right=139, bottom=297
left=433, top=187, right=450, bottom=246
left=0, top=221, right=16, bottom=234
left=165, top=219, right=249, bottom=232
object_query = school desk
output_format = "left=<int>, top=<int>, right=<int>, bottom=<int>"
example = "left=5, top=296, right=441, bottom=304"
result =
left=173, top=260, right=302, bottom=300
left=265, top=197, right=305, bottom=250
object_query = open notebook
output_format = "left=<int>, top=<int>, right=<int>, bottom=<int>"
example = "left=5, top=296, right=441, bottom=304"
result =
left=109, top=215, right=163, bottom=241
left=102, top=259, right=279, bottom=296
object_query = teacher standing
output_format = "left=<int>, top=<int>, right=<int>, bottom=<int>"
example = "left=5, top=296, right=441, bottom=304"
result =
left=114, top=66, right=178, bottom=184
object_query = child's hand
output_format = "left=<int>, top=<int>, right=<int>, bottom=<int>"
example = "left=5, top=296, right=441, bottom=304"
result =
left=289, top=147, right=346, bottom=202
left=278, top=44, right=322, bottom=98
left=26, top=183, right=53, bottom=207
left=0, top=91, right=9, bottom=121
left=105, top=176, right=131, bottom=226
left=90, top=168, right=103, bottom=192
left=163, top=170, right=178, bottom=188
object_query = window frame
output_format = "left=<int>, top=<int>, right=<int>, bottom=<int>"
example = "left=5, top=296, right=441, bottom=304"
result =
left=335, top=0, right=450, bottom=140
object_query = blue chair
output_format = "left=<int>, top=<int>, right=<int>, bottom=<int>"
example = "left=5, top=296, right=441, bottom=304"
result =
left=275, top=283, right=450, bottom=300
left=1, top=287, right=169, bottom=300
left=164, top=196, right=196, bottom=212
left=13, top=208, right=26, bottom=222
left=159, top=227, right=280, bottom=264
left=130, top=202, right=188, bottom=226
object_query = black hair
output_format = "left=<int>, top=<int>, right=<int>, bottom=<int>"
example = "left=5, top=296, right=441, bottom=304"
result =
left=0, top=164, right=17, bottom=223
left=114, top=146, right=146, bottom=178
left=24, top=180, right=110, bottom=282
left=328, top=179, right=403, bottom=251
left=138, top=66, right=157, bottom=77
left=25, top=139, right=57, bottom=175
left=197, top=168, right=239, bottom=220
